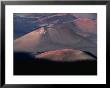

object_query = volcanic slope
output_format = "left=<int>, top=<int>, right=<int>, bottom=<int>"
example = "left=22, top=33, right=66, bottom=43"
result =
left=14, top=22, right=97, bottom=56
left=35, top=49, right=96, bottom=62
left=14, top=27, right=45, bottom=52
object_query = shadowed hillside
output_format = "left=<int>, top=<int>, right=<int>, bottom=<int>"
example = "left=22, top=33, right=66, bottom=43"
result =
left=14, top=52, right=97, bottom=75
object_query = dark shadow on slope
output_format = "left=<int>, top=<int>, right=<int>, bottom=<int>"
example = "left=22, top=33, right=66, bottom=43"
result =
left=14, top=52, right=97, bottom=75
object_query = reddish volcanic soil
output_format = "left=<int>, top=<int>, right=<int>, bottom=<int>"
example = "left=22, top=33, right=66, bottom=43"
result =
left=74, top=18, right=97, bottom=32
left=35, top=49, right=95, bottom=62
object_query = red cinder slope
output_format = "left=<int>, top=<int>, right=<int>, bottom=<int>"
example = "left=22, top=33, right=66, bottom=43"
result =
left=35, top=49, right=95, bottom=62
